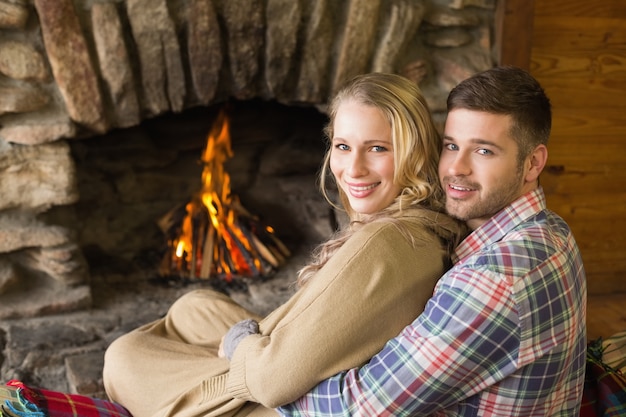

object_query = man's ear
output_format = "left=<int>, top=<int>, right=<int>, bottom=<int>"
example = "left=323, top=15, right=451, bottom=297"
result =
left=525, top=144, right=548, bottom=183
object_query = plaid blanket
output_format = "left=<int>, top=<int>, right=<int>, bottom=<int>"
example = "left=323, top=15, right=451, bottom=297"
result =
left=1, top=380, right=131, bottom=417
left=580, top=338, right=626, bottom=417
left=602, top=331, right=626, bottom=374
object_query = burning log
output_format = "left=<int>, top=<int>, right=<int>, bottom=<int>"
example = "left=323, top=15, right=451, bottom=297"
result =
left=159, top=108, right=290, bottom=282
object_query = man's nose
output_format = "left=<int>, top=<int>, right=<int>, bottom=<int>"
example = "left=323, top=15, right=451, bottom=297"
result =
left=446, top=153, right=471, bottom=176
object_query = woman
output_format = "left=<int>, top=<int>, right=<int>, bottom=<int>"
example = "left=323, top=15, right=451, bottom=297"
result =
left=103, top=73, right=466, bottom=417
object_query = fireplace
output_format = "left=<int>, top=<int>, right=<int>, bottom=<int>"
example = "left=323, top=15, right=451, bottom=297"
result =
left=71, top=99, right=333, bottom=287
left=0, top=0, right=497, bottom=319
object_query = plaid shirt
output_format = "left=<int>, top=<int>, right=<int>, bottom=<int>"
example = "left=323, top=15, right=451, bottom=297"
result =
left=279, top=187, right=587, bottom=417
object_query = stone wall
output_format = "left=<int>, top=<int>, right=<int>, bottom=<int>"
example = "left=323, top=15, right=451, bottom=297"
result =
left=0, top=0, right=496, bottom=318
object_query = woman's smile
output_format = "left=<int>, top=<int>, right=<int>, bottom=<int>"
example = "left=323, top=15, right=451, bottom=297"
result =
left=346, top=181, right=380, bottom=196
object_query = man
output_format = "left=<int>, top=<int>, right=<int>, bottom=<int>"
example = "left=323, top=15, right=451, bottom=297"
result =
left=277, top=66, right=587, bottom=416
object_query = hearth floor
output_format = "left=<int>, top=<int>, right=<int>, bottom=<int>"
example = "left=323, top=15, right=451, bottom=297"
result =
left=0, top=253, right=304, bottom=399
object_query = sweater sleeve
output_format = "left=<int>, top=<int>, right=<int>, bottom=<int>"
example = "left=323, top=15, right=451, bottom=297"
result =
left=225, top=219, right=448, bottom=407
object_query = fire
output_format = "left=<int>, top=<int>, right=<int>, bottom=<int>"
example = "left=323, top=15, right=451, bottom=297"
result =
left=160, top=108, right=290, bottom=281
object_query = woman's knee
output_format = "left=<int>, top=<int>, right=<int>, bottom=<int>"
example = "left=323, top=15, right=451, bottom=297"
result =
left=168, top=289, right=227, bottom=321
left=103, top=332, right=137, bottom=391
left=170, top=289, right=255, bottom=322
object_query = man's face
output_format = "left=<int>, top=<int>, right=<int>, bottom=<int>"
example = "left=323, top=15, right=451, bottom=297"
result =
left=439, top=109, right=534, bottom=230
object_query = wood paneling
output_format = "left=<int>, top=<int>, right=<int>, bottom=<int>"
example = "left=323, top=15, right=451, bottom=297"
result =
left=587, top=293, right=626, bottom=340
left=542, top=82, right=626, bottom=108
left=532, top=16, right=626, bottom=50
left=535, top=0, right=626, bottom=18
left=551, top=108, right=626, bottom=136
left=529, top=0, right=626, bottom=295
left=496, top=0, right=535, bottom=69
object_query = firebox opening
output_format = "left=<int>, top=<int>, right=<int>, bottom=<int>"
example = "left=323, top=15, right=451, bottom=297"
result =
left=159, top=106, right=294, bottom=282
left=67, top=99, right=337, bottom=289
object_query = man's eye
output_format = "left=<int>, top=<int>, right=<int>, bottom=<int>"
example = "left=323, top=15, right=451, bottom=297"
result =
left=444, top=143, right=458, bottom=151
left=477, top=148, right=493, bottom=155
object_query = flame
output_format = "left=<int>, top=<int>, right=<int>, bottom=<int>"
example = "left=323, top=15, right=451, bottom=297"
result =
left=162, top=108, right=290, bottom=281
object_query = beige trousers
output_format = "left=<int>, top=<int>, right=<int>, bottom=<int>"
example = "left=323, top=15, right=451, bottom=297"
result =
left=103, top=289, right=277, bottom=417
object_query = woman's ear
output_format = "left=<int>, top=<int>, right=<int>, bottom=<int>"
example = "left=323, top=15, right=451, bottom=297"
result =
left=525, top=144, right=548, bottom=183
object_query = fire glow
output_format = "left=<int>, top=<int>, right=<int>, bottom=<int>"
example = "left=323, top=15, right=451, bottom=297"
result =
left=160, top=108, right=290, bottom=281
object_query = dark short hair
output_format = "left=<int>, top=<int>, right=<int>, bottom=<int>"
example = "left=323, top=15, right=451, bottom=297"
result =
left=447, top=66, right=551, bottom=158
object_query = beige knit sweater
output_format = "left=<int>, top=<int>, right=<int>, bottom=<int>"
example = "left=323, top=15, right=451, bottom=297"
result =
left=103, top=207, right=464, bottom=417
left=226, top=208, right=463, bottom=407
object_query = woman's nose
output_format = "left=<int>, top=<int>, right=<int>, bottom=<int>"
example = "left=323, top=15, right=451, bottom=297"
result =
left=346, top=153, right=368, bottom=177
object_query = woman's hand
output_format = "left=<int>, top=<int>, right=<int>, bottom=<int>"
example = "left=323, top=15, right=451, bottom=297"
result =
left=220, top=319, right=260, bottom=360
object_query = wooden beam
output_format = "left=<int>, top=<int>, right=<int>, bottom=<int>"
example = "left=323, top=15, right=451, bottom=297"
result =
left=495, top=0, right=535, bottom=69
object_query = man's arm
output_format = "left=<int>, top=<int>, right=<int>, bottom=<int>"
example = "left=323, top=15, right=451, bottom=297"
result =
left=226, top=221, right=448, bottom=408
left=278, top=267, right=525, bottom=417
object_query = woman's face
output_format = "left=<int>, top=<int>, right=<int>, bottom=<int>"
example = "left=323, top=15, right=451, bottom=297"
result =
left=330, top=100, right=401, bottom=215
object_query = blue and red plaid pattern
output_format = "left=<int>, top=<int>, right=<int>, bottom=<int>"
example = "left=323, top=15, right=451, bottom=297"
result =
left=3, top=380, right=131, bottom=417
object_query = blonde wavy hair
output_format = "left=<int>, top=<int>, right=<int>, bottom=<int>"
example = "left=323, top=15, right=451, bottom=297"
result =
left=297, top=73, right=445, bottom=286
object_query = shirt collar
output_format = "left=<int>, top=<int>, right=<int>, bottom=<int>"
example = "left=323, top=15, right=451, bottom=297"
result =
left=453, top=187, right=547, bottom=263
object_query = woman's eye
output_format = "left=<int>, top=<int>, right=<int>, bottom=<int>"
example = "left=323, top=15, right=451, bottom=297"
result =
left=371, top=145, right=388, bottom=152
left=336, top=143, right=349, bottom=151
